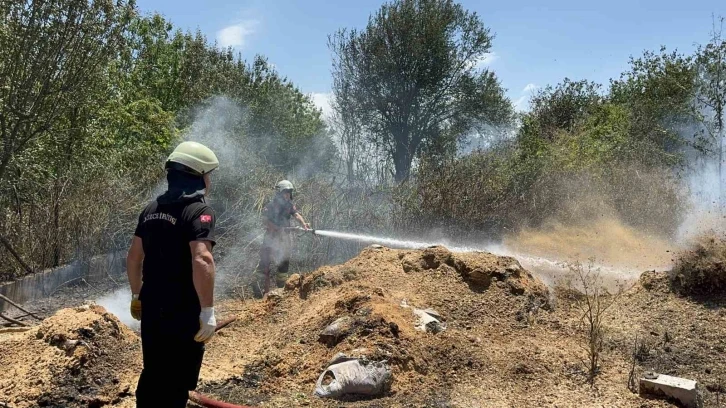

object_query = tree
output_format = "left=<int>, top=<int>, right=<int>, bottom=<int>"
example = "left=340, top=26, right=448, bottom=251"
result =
left=695, top=17, right=726, bottom=207
left=0, top=0, right=135, bottom=185
left=329, top=0, right=513, bottom=182
left=0, top=0, right=135, bottom=274
left=330, top=82, right=364, bottom=183
left=527, top=79, right=602, bottom=141
left=610, top=47, right=699, bottom=160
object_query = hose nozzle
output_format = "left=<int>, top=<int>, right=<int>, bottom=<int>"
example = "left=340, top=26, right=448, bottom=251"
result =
left=284, top=226, right=316, bottom=234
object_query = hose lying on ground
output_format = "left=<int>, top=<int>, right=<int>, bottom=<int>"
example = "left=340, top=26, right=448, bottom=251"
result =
left=189, top=391, right=253, bottom=408
left=215, top=316, right=237, bottom=332
left=186, top=316, right=247, bottom=408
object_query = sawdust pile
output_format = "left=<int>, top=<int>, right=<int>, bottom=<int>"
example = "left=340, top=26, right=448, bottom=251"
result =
left=670, top=232, right=726, bottom=296
left=0, top=305, right=141, bottom=408
left=4, top=245, right=723, bottom=407
left=199, top=246, right=555, bottom=406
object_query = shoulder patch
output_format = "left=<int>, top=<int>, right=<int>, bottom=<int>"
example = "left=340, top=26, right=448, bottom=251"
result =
left=200, top=214, right=212, bottom=223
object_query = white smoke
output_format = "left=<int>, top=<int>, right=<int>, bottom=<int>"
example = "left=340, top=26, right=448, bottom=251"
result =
left=95, top=286, right=140, bottom=331
left=676, top=158, right=724, bottom=243
left=674, top=88, right=726, bottom=244
left=99, top=96, right=258, bottom=327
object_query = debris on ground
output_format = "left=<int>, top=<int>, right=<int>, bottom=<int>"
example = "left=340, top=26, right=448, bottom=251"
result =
left=400, top=300, right=445, bottom=333
left=2, top=245, right=726, bottom=407
left=318, top=316, right=354, bottom=346
left=670, top=232, right=726, bottom=296
left=639, top=372, right=701, bottom=408
left=0, top=304, right=141, bottom=408
left=313, top=353, right=392, bottom=399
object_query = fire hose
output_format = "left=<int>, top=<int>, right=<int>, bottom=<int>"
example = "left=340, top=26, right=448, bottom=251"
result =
left=189, top=391, right=254, bottom=408
left=214, top=316, right=236, bottom=332
left=284, top=226, right=316, bottom=234
left=185, top=316, right=256, bottom=408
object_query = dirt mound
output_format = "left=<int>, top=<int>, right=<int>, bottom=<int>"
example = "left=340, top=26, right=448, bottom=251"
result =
left=670, top=232, right=726, bottom=296
left=638, top=270, right=672, bottom=294
left=200, top=246, right=554, bottom=406
left=6, top=246, right=722, bottom=407
left=0, top=304, right=141, bottom=407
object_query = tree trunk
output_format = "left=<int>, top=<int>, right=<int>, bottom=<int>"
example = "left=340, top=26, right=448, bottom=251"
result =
left=52, top=180, right=61, bottom=267
left=346, top=156, right=355, bottom=183
left=718, top=96, right=724, bottom=212
left=0, top=150, right=11, bottom=188
left=0, top=233, right=34, bottom=276
left=393, top=143, right=410, bottom=183
left=392, top=124, right=416, bottom=183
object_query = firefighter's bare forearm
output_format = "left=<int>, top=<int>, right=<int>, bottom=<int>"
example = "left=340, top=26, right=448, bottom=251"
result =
left=127, top=236, right=144, bottom=294
left=295, top=213, right=308, bottom=225
left=191, top=241, right=215, bottom=308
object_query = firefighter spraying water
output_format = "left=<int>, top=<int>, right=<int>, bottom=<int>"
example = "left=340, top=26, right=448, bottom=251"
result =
left=256, top=180, right=311, bottom=295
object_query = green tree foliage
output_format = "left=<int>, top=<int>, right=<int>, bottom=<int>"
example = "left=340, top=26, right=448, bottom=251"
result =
left=610, top=48, right=699, bottom=159
left=0, top=0, right=135, bottom=184
left=527, top=79, right=602, bottom=140
left=695, top=19, right=726, bottom=143
left=329, top=0, right=513, bottom=182
left=405, top=47, right=702, bottom=237
left=0, top=4, right=329, bottom=280
left=694, top=18, right=726, bottom=206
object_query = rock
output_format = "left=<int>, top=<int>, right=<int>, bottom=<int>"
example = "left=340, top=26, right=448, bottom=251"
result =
left=639, top=373, right=700, bottom=408
left=319, top=317, right=354, bottom=346
left=268, top=289, right=284, bottom=299
left=420, top=247, right=454, bottom=270
left=420, top=308, right=442, bottom=320
left=412, top=308, right=446, bottom=334
left=401, top=258, right=419, bottom=273
left=426, top=321, right=445, bottom=334
left=505, top=263, right=521, bottom=273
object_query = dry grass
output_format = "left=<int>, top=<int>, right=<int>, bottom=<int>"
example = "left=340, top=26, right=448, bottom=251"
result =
left=566, top=260, right=626, bottom=383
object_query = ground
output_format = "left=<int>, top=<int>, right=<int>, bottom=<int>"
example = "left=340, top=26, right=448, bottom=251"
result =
left=1, top=246, right=724, bottom=407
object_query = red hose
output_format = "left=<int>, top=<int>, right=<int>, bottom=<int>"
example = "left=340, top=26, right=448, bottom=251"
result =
left=215, top=316, right=237, bottom=332
left=186, top=317, right=246, bottom=408
left=189, top=391, right=254, bottom=408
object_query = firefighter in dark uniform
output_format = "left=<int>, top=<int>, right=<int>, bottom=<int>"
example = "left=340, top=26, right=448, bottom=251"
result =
left=258, top=180, right=310, bottom=294
left=126, top=141, right=219, bottom=408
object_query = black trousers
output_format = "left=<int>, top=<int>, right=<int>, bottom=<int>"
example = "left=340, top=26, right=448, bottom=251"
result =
left=135, top=305, right=204, bottom=408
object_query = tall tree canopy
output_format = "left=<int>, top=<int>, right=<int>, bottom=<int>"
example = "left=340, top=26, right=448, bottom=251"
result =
left=329, top=0, right=513, bottom=182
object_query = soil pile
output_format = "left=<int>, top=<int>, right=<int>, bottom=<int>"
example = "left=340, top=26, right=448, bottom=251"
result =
left=3, top=245, right=724, bottom=407
left=0, top=305, right=141, bottom=408
left=670, top=232, right=726, bottom=296
left=200, top=246, right=557, bottom=406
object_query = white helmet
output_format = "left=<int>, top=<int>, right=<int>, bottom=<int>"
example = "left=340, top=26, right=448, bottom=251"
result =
left=165, top=141, right=219, bottom=175
left=275, top=180, right=294, bottom=192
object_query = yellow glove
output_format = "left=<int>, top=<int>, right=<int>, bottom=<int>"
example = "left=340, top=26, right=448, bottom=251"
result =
left=130, top=294, right=142, bottom=321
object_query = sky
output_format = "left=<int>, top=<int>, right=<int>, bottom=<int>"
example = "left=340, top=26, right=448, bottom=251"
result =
left=135, top=0, right=725, bottom=116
